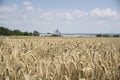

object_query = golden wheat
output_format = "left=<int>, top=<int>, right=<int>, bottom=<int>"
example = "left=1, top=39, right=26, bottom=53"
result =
left=0, top=36, right=120, bottom=80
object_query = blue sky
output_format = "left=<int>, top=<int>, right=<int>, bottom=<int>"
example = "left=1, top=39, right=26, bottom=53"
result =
left=0, top=0, right=120, bottom=33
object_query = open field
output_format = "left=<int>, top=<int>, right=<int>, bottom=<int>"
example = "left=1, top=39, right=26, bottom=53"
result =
left=0, top=36, right=120, bottom=80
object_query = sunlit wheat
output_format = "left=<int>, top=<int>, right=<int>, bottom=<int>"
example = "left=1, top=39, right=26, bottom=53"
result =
left=0, top=36, right=120, bottom=80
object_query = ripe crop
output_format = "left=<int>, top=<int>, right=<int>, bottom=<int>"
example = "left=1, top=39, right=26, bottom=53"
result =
left=0, top=36, right=120, bottom=80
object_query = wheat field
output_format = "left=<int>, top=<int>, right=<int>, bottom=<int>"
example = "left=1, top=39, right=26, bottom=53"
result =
left=0, top=36, right=120, bottom=80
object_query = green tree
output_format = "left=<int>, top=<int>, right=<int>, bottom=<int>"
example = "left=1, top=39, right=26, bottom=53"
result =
left=0, top=27, right=13, bottom=36
left=33, top=31, right=39, bottom=36
left=13, top=29, right=23, bottom=36
left=103, top=34, right=109, bottom=37
left=113, top=35, right=119, bottom=37
left=23, top=31, right=30, bottom=36
left=96, top=34, right=102, bottom=37
left=29, top=32, right=33, bottom=36
left=0, top=26, right=40, bottom=36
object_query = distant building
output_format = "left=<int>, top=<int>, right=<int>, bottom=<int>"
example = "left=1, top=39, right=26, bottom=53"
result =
left=52, top=28, right=61, bottom=36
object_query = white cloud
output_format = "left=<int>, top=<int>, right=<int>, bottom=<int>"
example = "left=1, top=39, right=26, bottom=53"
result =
left=63, top=10, right=87, bottom=19
left=25, top=6, right=34, bottom=11
left=38, top=9, right=87, bottom=21
left=23, top=1, right=32, bottom=6
left=23, top=1, right=34, bottom=11
left=1, top=6, right=120, bottom=33
left=90, top=8, right=118, bottom=17
left=64, top=12, right=73, bottom=19
left=56, top=10, right=87, bottom=19
left=0, top=5, right=18, bottom=13
left=74, top=10, right=87, bottom=16
left=0, top=15, right=7, bottom=19
left=0, top=21, right=8, bottom=24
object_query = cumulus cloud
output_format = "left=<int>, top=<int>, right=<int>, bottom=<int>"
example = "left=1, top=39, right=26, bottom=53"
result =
left=90, top=8, right=118, bottom=17
left=23, top=1, right=34, bottom=11
left=38, top=10, right=87, bottom=21
left=0, top=15, right=7, bottom=19
left=1, top=5, right=120, bottom=33
left=23, top=1, right=32, bottom=6
left=0, top=5, right=18, bottom=13
left=25, top=6, right=34, bottom=11
left=63, top=10, right=86, bottom=19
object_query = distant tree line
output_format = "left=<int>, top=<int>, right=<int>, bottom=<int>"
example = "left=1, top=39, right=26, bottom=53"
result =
left=96, top=34, right=120, bottom=37
left=0, top=27, right=40, bottom=36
